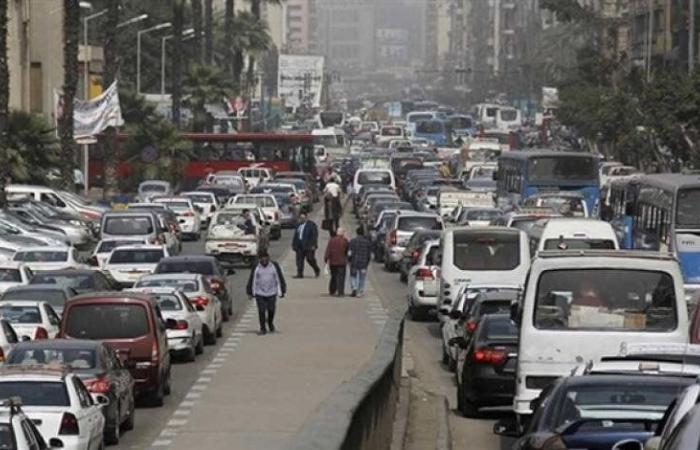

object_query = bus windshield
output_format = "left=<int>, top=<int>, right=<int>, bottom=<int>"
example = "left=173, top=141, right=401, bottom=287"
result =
left=408, top=114, right=434, bottom=124
left=528, top=156, right=596, bottom=182
left=416, top=121, right=444, bottom=134
left=677, top=188, right=700, bottom=227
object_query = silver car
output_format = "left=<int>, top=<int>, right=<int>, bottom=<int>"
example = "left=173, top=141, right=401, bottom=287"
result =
left=383, top=212, right=444, bottom=272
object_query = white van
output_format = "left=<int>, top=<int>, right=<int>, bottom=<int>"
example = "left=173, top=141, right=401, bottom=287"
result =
left=439, top=227, right=530, bottom=307
left=312, top=128, right=347, bottom=155
left=495, top=107, right=522, bottom=130
left=7, top=184, right=83, bottom=217
left=528, top=218, right=619, bottom=255
left=473, top=103, right=500, bottom=127
left=512, top=250, right=689, bottom=424
left=353, top=169, right=396, bottom=196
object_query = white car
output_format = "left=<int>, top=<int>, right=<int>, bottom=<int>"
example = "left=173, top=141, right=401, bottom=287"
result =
left=407, top=240, right=440, bottom=320
left=0, top=263, right=32, bottom=295
left=180, top=191, right=219, bottom=226
left=104, top=244, right=169, bottom=288
left=228, top=194, right=282, bottom=240
left=89, top=238, right=149, bottom=269
left=238, top=167, right=274, bottom=189
left=0, top=319, right=19, bottom=363
left=0, top=300, right=61, bottom=340
left=129, top=288, right=204, bottom=361
left=206, top=208, right=266, bottom=268
left=0, top=397, right=67, bottom=449
left=12, top=247, right=87, bottom=272
left=0, top=366, right=106, bottom=450
left=133, top=273, right=222, bottom=346
left=153, top=197, right=202, bottom=240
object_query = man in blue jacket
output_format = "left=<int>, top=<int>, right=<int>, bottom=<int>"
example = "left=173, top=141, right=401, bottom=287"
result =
left=291, top=212, right=320, bottom=278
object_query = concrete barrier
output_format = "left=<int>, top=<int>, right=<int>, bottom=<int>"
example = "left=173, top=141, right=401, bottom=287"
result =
left=287, top=305, right=407, bottom=450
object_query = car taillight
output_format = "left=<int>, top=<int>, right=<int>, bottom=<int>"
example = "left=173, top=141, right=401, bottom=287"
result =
left=0, top=348, right=5, bottom=363
left=416, top=268, right=434, bottom=280
left=84, top=377, right=111, bottom=394
left=274, top=211, right=279, bottom=220
left=388, top=230, right=397, bottom=246
left=151, top=342, right=159, bottom=364
left=190, top=296, right=210, bottom=307
left=175, top=320, right=189, bottom=330
left=151, top=235, right=163, bottom=245
left=34, top=327, right=48, bottom=340
left=473, top=347, right=507, bottom=365
left=59, top=412, right=80, bottom=435
left=465, top=320, right=477, bottom=333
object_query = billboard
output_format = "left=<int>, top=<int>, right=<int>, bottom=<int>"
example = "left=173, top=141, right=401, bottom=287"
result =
left=278, top=54, right=325, bottom=109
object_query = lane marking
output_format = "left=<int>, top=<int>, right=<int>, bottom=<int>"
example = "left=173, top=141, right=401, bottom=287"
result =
left=167, top=419, right=188, bottom=427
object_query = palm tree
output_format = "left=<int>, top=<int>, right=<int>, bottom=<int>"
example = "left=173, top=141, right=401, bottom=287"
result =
left=171, top=0, right=185, bottom=127
left=224, top=0, right=235, bottom=91
left=59, top=0, right=81, bottom=190
left=246, top=0, right=281, bottom=92
left=204, top=0, right=213, bottom=64
left=102, top=0, right=120, bottom=198
left=5, top=111, right=61, bottom=185
left=183, top=64, right=228, bottom=132
left=191, top=0, right=203, bottom=62
left=0, top=0, right=8, bottom=205
left=230, top=12, right=271, bottom=94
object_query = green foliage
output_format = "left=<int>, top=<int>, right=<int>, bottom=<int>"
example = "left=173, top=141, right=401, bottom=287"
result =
left=540, top=0, right=596, bottom=23
left=5, top=111, right=61, bottom=184
left=183, top=64, right=229, bottom=131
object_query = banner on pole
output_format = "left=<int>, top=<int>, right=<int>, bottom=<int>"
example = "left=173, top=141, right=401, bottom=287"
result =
left=54, top=81, right=124, bottom=139
left=277, top=54, right=325, bottom=109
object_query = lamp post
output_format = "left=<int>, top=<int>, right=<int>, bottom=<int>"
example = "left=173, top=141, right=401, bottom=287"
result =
left=117, top=13, right=148, bottom=29
left=82, top=9, right=107, bottom=100
left=137, top=22, right=172, bottom=95
left=161, top=28, right=194, bottom=95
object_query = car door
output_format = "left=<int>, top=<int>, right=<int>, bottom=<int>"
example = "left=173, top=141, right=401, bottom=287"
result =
left=1, top=320, right=18, bottom=358
left=42, top=305, right=60, bottom=338
left=153, top=305, right=171, bottom=382
left=72, top=377, right=103, bottom=449
left=103, top=346, right=131, bottom=420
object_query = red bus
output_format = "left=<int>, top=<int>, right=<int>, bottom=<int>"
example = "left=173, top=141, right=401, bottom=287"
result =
left=89, top=132, right=316, bottom=190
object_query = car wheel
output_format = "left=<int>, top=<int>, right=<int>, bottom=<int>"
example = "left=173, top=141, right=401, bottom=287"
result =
left=442, top=344, right=449, bottom=366
left=104, top=407, right=120, bottom=445
left=163, top=371, right=172, bottom=396
left=122, top=396, right=135, bottom=431
left=185, top=336, right=197, bottom=362
left=216, top=323, right=223, bottom=337
left=204, top=326, right=217, bottom=345
left=400, top=271, right=407, bottom=283
left=460, top=394, right=480, bottom=418
left=222, top=305, right=230, bottom=322
left=150, top=383, right=165, bottom=407
left=195, top=333, right=204, bottom=354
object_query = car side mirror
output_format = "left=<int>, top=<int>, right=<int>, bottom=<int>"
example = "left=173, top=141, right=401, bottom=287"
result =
left=493, top=417, right=520, bottom=438
left=510, top=300, right=522, bottom=327
left=448, top=336, right=467, bottom=349
left=49, top=438, right=65, bottom=449
left=165, top=318, right=178, bottom=330
left=611, top=440, right=644, bottom=450
left=94, top=394, right=110, bottom=406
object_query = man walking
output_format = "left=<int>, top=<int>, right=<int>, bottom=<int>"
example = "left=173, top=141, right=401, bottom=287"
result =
left=292, top=212, right=320, bottom=278
left=325, top=227, right=349, bottom=297
left=246, top=250, right=287, bottom=335
left=348, top=226, right=373, bottom=297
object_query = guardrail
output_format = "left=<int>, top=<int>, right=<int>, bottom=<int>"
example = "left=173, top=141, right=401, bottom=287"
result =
left=287, top=305, right=407, bottom=450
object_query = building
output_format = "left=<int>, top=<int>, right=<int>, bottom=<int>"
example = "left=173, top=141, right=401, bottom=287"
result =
left=283, top=0, right=317, bottom=54
left=7, top=0, right=65, bottom=118
left=315, top=0, right=376, bottom=73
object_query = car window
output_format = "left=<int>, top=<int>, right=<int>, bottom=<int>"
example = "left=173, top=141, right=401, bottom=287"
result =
left=7, top=348, right=97, bottom=370
left=398, top=216, right=442, bottom=231
left=156, top=261, right=214, bottom=275
left=0, top=269, right=20, bottom=282
left=1, top=322, right=16, bottom=344
left=154, top=294, right=183, bottom=311
left=13, top=251, right=68, bottom=263
left=103, top=216, right=154, bottom=235
left=109, top=249, right=164, bottom=264
left=452, top=232, right=520, bottom=271
left=1, top=290, right=66, bottom=311
left=0, top=382, right=69, bottom=406
left=72, top=377, right=93, bottom=408
left=0, top=305, right=41, bottom=324
left=484, top=318, right=518, bottom=340
left=30, top=274, right=93, bottom=290
left=135, top=278, right=199, bottom=292
left=64, top=304, right=150, bottom=339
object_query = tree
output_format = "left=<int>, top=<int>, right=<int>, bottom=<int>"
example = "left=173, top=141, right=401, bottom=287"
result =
left=171, top=0, right=185, bottom=127
left=59, top=0, right=81, bottom=190
left=204, top=0, right=213, bottom=64
left=225, top=0, right=236, bottom=91
left=246, top=0, right=281, bottom=92
left=191, top=0, right=203, bottom=62
left=228, top=11, right=272, bottom=94
left=5, top=112, right=61, bottom=185
left=0, top=0, right=8, bottom=205
left=184, top=64, right=228, bottom=132
left=102, top=0, right=120, bottom=198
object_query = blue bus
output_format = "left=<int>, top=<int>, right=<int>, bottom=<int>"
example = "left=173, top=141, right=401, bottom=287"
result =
left=413, top=119, right=450, bottom=146
left=606, top=174, right=700, bottom=291
left=495, top=150, right=600, bottom=213
left=601, top=176, right=639, bottom=249
left=448, top=114, right=475, bottom=138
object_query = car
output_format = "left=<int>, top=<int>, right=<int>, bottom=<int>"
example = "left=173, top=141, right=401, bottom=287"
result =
left=0, top=300, right=61, bottom=340
left=137, top=180, right=172, bottom=203
left=204, top=171, right=246, bottom=193
left=0, top=263, right=32, bottom=294
left=152, top=197, right=202, bottom=240
left=103, top=245, right=169, bottom=289
left=123, top=207, right=181, bottom=255
left=275, top=171, right=320, bottom=202
left=29, top=270, right=120, bottom=295
left=406, top=239, right=441, bottom=320
left=528, top=218, right=619, bottom=254
left=6, top=199, right=94, bottom=247
left=0, top=396, right=69, bottom=449
left=6, top=340, right=135, bottom=445
left=384, top=212, right=444, bottom=272
left=205, top=208, right=268, bottom=269
left=238, top=167, right=275, bottom=189
left=370, top=210, right=399, bottom=262
left=153, top=256, right=233, bottom=322
left=0, top=215, right=71, bottom=247
left=452, top=313, right=518, bottom=416
left=12, top=247, right=87, bottom=272
left=450, top=207, right=504, bottom=227
left=129, top=288, right=204, bottom=360
left=60, top=292, right=174, bottom=406
left=250, top=185, right=301, bottom=227
left=89, top=238, right=150, bottom=269
left=0, top=365, right=106, bottom=449
left=654, top=403, right=700, bottom=449
left=180, top=191, right=219, bottom=226
left=399, top=230, right=442, bottom=282
left=2, top=285, right=79, bottom=317
left=99, top=211, right=164, bottom=245
left=228, top=194, right=282, bottom=240
left=460, top=290, right=518, bottom=337
left=521, top=191, right=590, bottom=217
left=490, top=208, right=561, bottom=234
left=0, top=319, right=19, bottom=363
left=133, top=273, right=222, bottom=346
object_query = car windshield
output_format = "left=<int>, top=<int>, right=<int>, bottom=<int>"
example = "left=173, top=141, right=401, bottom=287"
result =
left=31, top=274, right=92, bottom=289
left=450, top=117, right=473, bottom=129
left=158, top=202, right=190, bottom=212
left=416, top=121, right=444, bottom=134
left=468, top=149, right=501, bottom=162
left=510, top=217, right=541, bottom=234
left=453, top=232, right=520, bottom=271
left=543, top=238, right=616, bottom=250
left=0, top=382, right=69, bottom=406
left=154, top=294, right=183, bottom=311
left=136, top=278, right=199, bottom=292
left=13, top=251, right=67, bottom=263
left=7, top=348, right=97, bottom=370
left=528, top=156, right=597, bottom=182
left=236, top=196, right=275, bottom=207
left=140, top=183, right=167, bottom=193
left=0, top=305, right=41, bottom=324
left=554, top=383, right=684, bottom=428
left=358, top=172, right=391, bottom=185
left=398, top=216, right=442, bottom=231
left=97, top=240, right=143, bottom=253
left=64, top=304, right=149, bottom=339
left=214, top=214, right=245, bottom=227
left=104, top=216, right=153, bottom=235
left=0, top=269, right=20, bottom=282
left=109, top=249, right=164, bottom=264
left=677, top=188, right=700, bottom=227
left=157, top=261, right=214, bottom=275
left=534, top=269, right=677, bottom=331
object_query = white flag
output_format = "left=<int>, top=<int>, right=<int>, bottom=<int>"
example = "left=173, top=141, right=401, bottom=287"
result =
left=54, top=81, right=125, bottom=139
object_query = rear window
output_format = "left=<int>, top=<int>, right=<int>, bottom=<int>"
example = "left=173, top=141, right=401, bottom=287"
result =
left=484, top=318, right=518, bottom=340
left=31, top=274, right=92, bottom=290
left=382, top=127, right=402, bottom=136
left=140, top=183, right=167, bottom=193
left=453, top=232, right=520, bottom=270
left=0, top=381, right=69, bottom=406
left=477, top=300, right=512, bottom=316
left=158, top=202, right=191, bottom=212
left=103, top=216, right=154, bottom=235
left=0, top=269, right=20, bottom=282
left=13, top=251, right=67, bottom=263
left=543, top=239, right=616, bottom=250
left=156, top=261, right=214, bottom=276
left=0, top=305, right=41, bottom=324
left=2, top=290, right=66, bottom=310
left=7, top=348, right=96, bottom=370
left=358, top=172, right=391, bottom=185
left=109, top=249, right=164, bottom=264
left=398, top=216, right=442, bottom=231
left=64, top=304, right=150, bottom=339
left=154, top=294, right=183, bottom=311
left=135, top=278, right=199, bottom=292
left=462, top=210, right=503, bottom=222
left=236, top=196, right=275, bottom=207
left=97, top=240, right=143, bottom=253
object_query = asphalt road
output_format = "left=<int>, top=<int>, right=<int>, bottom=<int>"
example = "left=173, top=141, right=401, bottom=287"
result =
left=114, top=227, right=294, bottom=450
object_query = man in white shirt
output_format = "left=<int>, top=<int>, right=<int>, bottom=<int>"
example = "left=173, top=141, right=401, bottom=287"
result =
left=323, top=180, right=341, bottom=198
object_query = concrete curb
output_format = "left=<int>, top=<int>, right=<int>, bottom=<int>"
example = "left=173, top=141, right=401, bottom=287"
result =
left=390, top=352, right=412, bottom=450
left=436, top=396, right=453, bottom=450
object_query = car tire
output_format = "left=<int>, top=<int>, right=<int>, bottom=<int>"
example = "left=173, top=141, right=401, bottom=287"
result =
left=204, top=326, right=217, bottom=345
left=104, top=408, right=120, bottom=445
left=216, top=323, right=223, bottom=337
left=122, top=396, right=135, bottom=431
left=222, top=305, right=230, bottom=322
left=185, top=337, right=197, bottom=362
left=150, top=383, right=165, bottom=407
left=163, top=371, right=172, bottom=396
left=442, top=344, right=449, bottom=366
left=195, top=334, right=204, bottom=354
left=400, top=271, right=407, bottom=283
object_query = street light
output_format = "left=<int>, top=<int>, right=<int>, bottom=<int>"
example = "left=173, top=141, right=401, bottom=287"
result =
left=161, top=28, right=194, bottom=95
left=117, top=13, right=148, bottom=29
left=136, top=22, right=172, bottom=94
left=82, top=9, right=108, bottom=101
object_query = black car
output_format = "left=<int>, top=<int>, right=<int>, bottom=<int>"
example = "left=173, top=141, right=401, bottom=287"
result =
left=154, top=255, right=234, bottom=321
left=462, top=291, right=517, bottom=335
left=399, top=230, right=442, bottom=282
left=6, top=339, right=135, bottom=445
left=1, top=284, right=79, bottom=316
left=496, top=374, right=692, bottom=450
left=453, top=314, right=518, bottom=416
left=29, top=269, right=120, bottom=294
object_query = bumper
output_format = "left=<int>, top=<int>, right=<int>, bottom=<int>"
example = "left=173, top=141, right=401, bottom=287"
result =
left=468, top=371, right=516, bottom=406
left=168, top=336, right=192, bottom=352
left=410, top=290, right=438, bottom=307
left=179, top=219, right=200, bottom=234
left=205, top=240, right=258, bottom=257
left=387, top=246, right=406, bottom=263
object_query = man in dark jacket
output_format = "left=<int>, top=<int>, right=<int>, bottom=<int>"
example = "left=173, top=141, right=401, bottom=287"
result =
left=324, top=227, right=349, bottom=296
left=291, top=212, right=320, bottom=278
left=246, top=250, right=287, bottom=335
left=348, top=226, right=373, bottom=297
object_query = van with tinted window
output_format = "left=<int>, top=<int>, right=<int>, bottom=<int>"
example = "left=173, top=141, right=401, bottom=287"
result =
left=100, top=211, right=163, bottom=244
left=353, top=169, right=396, bottom=196
left=528, top=218, right=619, bottom=255
left=59, top=291, right=174, bottom=405
left=439, top=228, right=530, bottom=308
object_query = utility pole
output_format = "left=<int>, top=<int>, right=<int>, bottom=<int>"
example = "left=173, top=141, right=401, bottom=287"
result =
left=691, top=0, right=696, bottom=74
left=646, top=0, right=654, bottom=82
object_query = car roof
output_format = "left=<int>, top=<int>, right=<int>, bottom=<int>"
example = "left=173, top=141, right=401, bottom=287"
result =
left=477, top=291, right=519, bottom=302
left=0, top=364, right=71, bottom=380
left=5, top=284, right=74, bottom=294
left=564, top=373, right=695, bottom=388
left=67, top=291, right=156, bottom=305
left=128, top=287, right=181, bottom=296
left=15, top=246, right=70, bottom=252
left=0, top=262, right=23, bottom=269
left=0, top=300, right=45, bottom=306
left=158, top=255, right=216, bottom=263
left=109, top=244, right=164, bottom=251
left=11, top=338, right=102, bottom=351
left=137, top=273, right=201, bottom=281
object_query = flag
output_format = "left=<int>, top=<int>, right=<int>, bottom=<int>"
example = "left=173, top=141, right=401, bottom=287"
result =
left=54, top=81, right=125, bottom=139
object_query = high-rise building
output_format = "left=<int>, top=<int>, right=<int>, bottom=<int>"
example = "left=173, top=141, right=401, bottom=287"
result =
left=315, top=0, right=376, bottom=73
left=283, top=0, right=317, bottom=54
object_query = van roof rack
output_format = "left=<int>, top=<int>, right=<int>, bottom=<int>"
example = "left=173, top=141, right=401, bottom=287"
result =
left=536, top=250, right=677, bottom=261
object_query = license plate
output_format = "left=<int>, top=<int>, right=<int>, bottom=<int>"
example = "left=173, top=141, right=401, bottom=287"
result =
left=221, top=243, right=241, bottom=248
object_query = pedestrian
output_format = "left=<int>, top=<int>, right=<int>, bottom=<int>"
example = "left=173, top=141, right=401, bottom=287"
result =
left=292, top=212, right=320, bottom=278
left=246, top=250, right=287, bottom=335
left=325, top=227, right=349, bottom=297
left=242, top=209, right=257, bottom=235
left=323, top=179, right=342, bottom=234
left=348, top=226, right=373, bottom=297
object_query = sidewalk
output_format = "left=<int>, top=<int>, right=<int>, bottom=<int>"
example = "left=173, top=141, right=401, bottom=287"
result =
left=154, top=218, right=389, bottom=450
